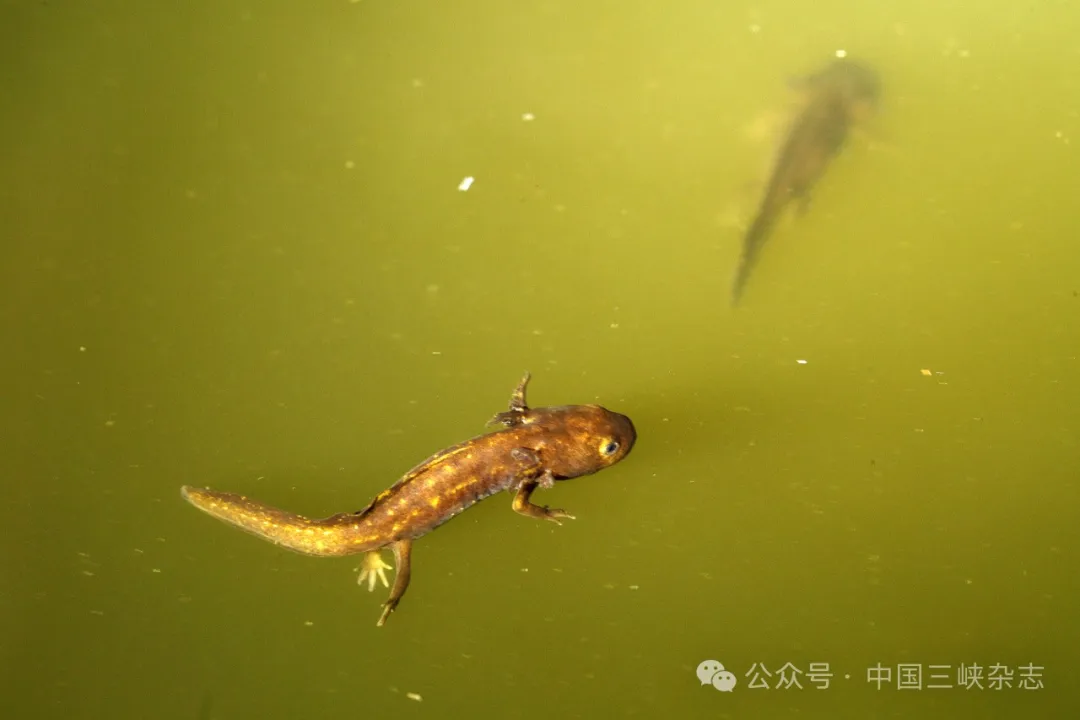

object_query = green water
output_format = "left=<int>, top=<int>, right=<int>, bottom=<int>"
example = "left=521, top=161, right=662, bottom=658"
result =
left=3, top=0, right=1078, bottom=718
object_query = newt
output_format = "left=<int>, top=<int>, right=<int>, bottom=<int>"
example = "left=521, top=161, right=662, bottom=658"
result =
left=731, top=56, right=880, bottom=306
left=181, top=372, right=637, bottom=626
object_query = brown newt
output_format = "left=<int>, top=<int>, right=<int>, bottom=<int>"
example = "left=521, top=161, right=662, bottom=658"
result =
left=181, top=372, right=637, bottom=626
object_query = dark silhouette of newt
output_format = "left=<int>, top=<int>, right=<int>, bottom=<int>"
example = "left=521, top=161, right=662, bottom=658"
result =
left=732, top=57, right=880, bottom=306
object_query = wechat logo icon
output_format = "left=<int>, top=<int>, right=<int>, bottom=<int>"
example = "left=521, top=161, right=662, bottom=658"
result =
left=696, top=659, right=737, bottom=692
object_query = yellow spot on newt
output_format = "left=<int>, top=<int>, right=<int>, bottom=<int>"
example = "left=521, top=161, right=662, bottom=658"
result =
left=429, top=496, right=440, bottom=508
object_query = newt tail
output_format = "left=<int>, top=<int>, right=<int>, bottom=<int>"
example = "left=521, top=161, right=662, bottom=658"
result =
left=179, top=486, right=381, bottom=557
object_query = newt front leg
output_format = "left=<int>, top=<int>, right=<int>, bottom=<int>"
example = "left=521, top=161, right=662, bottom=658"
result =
left=512, top=470, right=576, bottom=525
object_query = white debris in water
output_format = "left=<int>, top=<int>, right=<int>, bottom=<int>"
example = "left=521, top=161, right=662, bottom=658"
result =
left=835, top=49, right=847, bottom=58
left=522, top=112, right=535, bottom=121
left=457, top=176, right=474, bottom=191
left=796, top=359, right=808, bottom=365
left=406, top=692, right=423, bottom=702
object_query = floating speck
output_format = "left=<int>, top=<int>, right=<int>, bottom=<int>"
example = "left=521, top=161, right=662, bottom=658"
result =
left=796, top=359, right=808, bottom=365
left=629, top=585, right=640, bottom=590
left=344, top=160, right=355, bottom=170
left=304, top=620, right=314, bottom=627
left=151, top=568, right=162, bottom=573
left=79, top=346, right=86, bottom=352
left=749, top=24, right=761, bottom=33
left=835, top=49, right=848, bottom=58
left=920, top=368, right=933, bottom=376
left=406, top=692, right=423, bottom=702
left=458, top=176, right=474, bottom=192
left=522, top=112, right=535, bottom=121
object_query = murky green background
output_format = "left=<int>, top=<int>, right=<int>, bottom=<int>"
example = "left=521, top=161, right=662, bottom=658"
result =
left=3, top=0, right=1078, bottom=717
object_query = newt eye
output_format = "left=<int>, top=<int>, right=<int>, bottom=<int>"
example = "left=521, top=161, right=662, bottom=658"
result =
left=600, top=439, right=620, bottom=456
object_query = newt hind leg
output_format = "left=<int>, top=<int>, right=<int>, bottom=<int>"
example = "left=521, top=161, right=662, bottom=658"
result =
left=376, top=539, right=413, bottom=627
left=356, top=550, right=392, bottom=592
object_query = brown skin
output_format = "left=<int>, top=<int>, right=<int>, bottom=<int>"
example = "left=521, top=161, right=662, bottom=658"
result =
left=181, top=372, right=637, bottom=626
left=731, top=57, right=880, bottom=306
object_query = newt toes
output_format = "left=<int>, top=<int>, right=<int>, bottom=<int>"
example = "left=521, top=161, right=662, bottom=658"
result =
left=181, top=372, right=637, bottom=626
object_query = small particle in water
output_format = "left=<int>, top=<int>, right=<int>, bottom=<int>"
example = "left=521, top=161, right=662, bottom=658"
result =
left=522, top=112, right=535, bottom=121
left=920, top=368, right=932, bottom=376
left=406, top=692, right=423, bottom=702
left=610, top=323, right=619, bottom=329
left=458, top=176, right=474, bottom=192
left=79, top=346, right=86, bottom=352
left=520, top=567, right=529, bottom=573
left=796, top=359, right=808, bottom=365
left=304, top=620, right=314, bottom=626
left=104, top=419, right=115, bottom=428
left=629, top=585, right=640, bottom=590
left=152, top=568, right=162, bottom=573
left=749, top=23, right=761, bottom=33
left=344, top=160, right=355, bottom=170
left=90, top=610, right=105, bottom=616
left=835, top=49, right=847, bottom=58
left=431, top=351, right=442, bottom=356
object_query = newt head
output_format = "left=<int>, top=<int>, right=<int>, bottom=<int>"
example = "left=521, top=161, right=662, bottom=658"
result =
left=805, top=57, right=881, bottom=117
left=489, top=373, right=637, bottom=480
left=533, top=403, right=637, bottom=480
